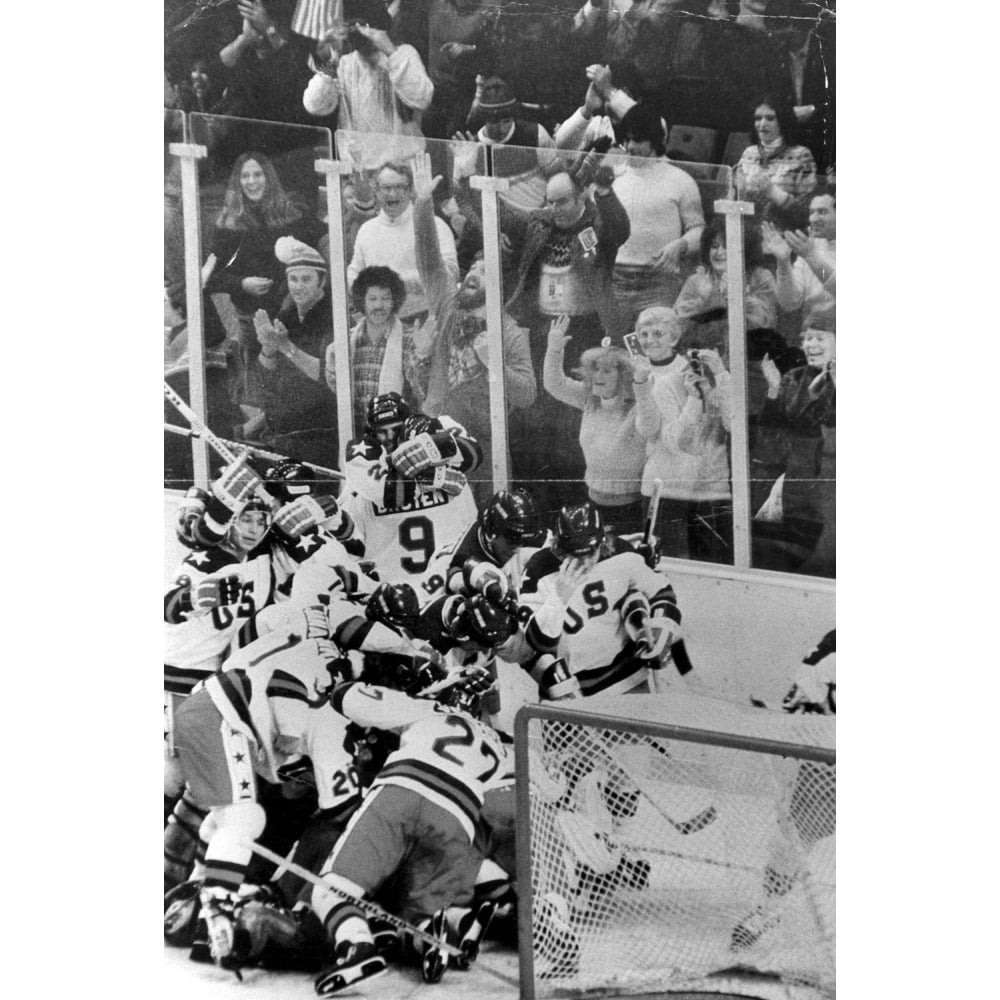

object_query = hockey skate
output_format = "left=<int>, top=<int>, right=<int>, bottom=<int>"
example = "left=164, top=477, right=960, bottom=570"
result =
left=420, top=910, right=449, bottom=983
left=454, top=900, right=497, bottom=970
left=314, top=940, right=387, bottom=996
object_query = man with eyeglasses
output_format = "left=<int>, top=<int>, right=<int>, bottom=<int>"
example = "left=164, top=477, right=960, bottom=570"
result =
left=409, top=153, right=536, bottom=507
left=348, top=160, right=459, bottom=331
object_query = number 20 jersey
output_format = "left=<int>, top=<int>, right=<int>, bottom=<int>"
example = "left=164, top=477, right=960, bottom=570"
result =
left=331, top=681, right=504, bottom=842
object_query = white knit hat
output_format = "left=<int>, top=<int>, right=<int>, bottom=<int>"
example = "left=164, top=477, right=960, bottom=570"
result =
left=275, top=236, right=326, bottom=272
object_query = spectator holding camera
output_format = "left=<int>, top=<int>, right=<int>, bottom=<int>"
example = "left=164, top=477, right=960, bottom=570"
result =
left=631, top=305, right=732, bottom=560
left=543, top=317, right=646, bottom=535
left=301, top=0, right=434, bottom=170
left=674, top=215, right=777, bottom=332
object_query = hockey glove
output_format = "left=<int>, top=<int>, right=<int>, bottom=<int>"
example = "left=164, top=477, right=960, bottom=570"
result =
left=192, top=574, right=242, bottom=614
left=274, top=495, right=334, bottom=539
left=176, top=488, right=210, bottom=548
left=421, top=466, right=466, bottom=496
left=531, top=655, right=581, bottom=701
left=462, top=558, right=509, bottom=604
left=212, top=453, right=264, bottom=512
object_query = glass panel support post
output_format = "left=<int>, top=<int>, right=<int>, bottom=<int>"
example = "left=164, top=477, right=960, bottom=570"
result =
left=169, top=141, right=210, bottom=488
left=469, top=173, right=512, bottom=492
left=713, top=197, right=755, bottom=570
left=315, top=158, right=357, bottom=467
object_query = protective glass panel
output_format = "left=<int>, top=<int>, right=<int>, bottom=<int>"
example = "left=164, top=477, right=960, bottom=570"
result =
left=164, top=108, right=187, bottom=489
left=333, top=129, right=504, bottom=586
left=493, top=138, right=734, bottom=564
left=179, top=113, right=336, bottom=476
left=746, top=189, right=836, bottom=580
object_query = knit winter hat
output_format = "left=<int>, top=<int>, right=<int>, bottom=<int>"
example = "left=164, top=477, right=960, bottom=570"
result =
left=275, top=236, right=326, bottom=272
left=478, top=76, right=519, bottom=120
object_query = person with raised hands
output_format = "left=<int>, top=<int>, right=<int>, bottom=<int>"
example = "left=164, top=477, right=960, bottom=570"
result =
left=409, top=150, right=536, bottom=505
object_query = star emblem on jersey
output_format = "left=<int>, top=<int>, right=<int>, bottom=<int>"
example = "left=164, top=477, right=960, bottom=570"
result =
left=188, top=550, right=211, bottom=567
left=295, top=532, right=323, bottom=556
left=233, top=752, right=245, bottom=763
left=240, top=780, right=250, bottom=792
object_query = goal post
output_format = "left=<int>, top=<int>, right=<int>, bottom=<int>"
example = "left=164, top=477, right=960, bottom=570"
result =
left=513, top=693, right=835, bottom=1000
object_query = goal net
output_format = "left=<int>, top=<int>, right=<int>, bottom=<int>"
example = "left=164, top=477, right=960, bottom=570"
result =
left=512, top=692, right=835, bottom=1000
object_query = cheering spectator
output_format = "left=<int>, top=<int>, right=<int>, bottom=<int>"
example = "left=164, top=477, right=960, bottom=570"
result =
left=674, top=215, right=777, bottom=332
left=410, top=152, right=536, bottom=506
left=763, top=188, right=836, bottom=318
left=543, top=318, right=646, bottom=536
left=754, top=302, right=835, bottom=578
left=609, top=102, right=705, bottom=327
left=302, top=0, right=434, bottom=170
left=203, top=150, right=326, bottom=405
left=324, top=265, right=429, bottom=437
left=252, top=237, right=338, bottom=466
left=734, top=92, right=816, bottom=229
left=214, top=2, right=314, bottom=125
left=347, top=160, right=459, bottom=329
left=631, top=305, right=722, bottom=560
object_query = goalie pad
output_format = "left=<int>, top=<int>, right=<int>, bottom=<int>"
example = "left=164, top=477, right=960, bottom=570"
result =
left=212, top=454, right=265, bottom=512
left=556, top=810, right=620, bottom=874
left=192, top=573, right=242, bottom=614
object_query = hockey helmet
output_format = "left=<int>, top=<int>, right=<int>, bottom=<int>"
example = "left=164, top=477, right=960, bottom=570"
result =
left=366, top=582, right=421, bottom=632
left=479, top=489, right=543, bottom=546
left=552, top=503, right=604, bottom=559
left=366, top=392, right=410, bottom=446
left=459, top=593, right=517, bottom=648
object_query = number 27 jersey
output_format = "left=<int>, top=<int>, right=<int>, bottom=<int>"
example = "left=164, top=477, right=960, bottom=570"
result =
left=331, top=681, right=504, bottom=842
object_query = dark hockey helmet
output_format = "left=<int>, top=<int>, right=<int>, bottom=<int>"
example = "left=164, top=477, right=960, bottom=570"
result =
left=366, top=392, right=410, bottom=447
left=366, top=582, right=421, bottom=632
left=263, top=459, right=318, bottom=502
left=479, top=489, right=543, bottom=546
left=459, top=593, right=518, bottom=648
left=552, top=502, right=604, bottom=559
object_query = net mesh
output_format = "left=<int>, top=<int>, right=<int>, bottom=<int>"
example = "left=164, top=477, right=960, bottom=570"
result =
left=519, top=692, right=835, bottom=999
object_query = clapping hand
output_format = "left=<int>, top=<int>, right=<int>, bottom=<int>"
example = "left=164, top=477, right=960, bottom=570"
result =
left=784, top=229, right=815, bottom=258
left=451, top=133, right=480, bottom=179
left=761, top=221, right=792, bottom=263
left=547, top=314, right=571, bottom=352
left=238, top=0, right=272, bottom=35
left=585, top=64, right=614, bottom=101
left=760, top=353, right=782, bottom=394
left=353, top=23, right=395, bottom=56
left=583, top=80, right=605, bottom=118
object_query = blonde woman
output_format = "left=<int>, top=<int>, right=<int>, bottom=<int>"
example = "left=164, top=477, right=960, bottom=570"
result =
left=543, top=315, right=646, bottom=535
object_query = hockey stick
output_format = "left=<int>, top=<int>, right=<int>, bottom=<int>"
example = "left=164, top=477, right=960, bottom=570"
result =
left=164, top=422, right=345, bottom=481
left=164, top=380, right=242, bottom=464
left=641, top=477, right=663, bottom=547
left=243, top=840, right=464, bottom=958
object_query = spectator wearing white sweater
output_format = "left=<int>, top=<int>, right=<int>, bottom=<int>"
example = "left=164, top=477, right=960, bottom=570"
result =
left=347, top=161, right=459, bottom=325
left=543, top=316, right=646, bottom=536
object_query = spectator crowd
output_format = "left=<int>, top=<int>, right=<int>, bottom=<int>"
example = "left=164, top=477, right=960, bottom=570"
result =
left=164, top=0, right=836, bottom=580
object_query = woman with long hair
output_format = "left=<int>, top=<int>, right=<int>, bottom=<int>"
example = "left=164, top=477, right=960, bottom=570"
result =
left=543, top=315, right=647, bottom=536
left=673, top=215, right=778, bottom=332
left=204, top=150, right=325, bottom=405
left=734, top=94, right=817, bottom=229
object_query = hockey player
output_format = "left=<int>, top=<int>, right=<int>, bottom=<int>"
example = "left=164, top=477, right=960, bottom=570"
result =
left=340, top=393, right=480, bottom=585
left=730, top=630, right=836, bottom=951
left=517, top=502, right=685, bottom=699
left=309, top=663, right=503, bottom=995
left=170, top=594, right=427, bottom=973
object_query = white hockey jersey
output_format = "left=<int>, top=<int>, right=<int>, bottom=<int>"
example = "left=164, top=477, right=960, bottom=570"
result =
left=331, top=681, right=505, bottom=841
left=518, top=537, right=682, bottom=696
